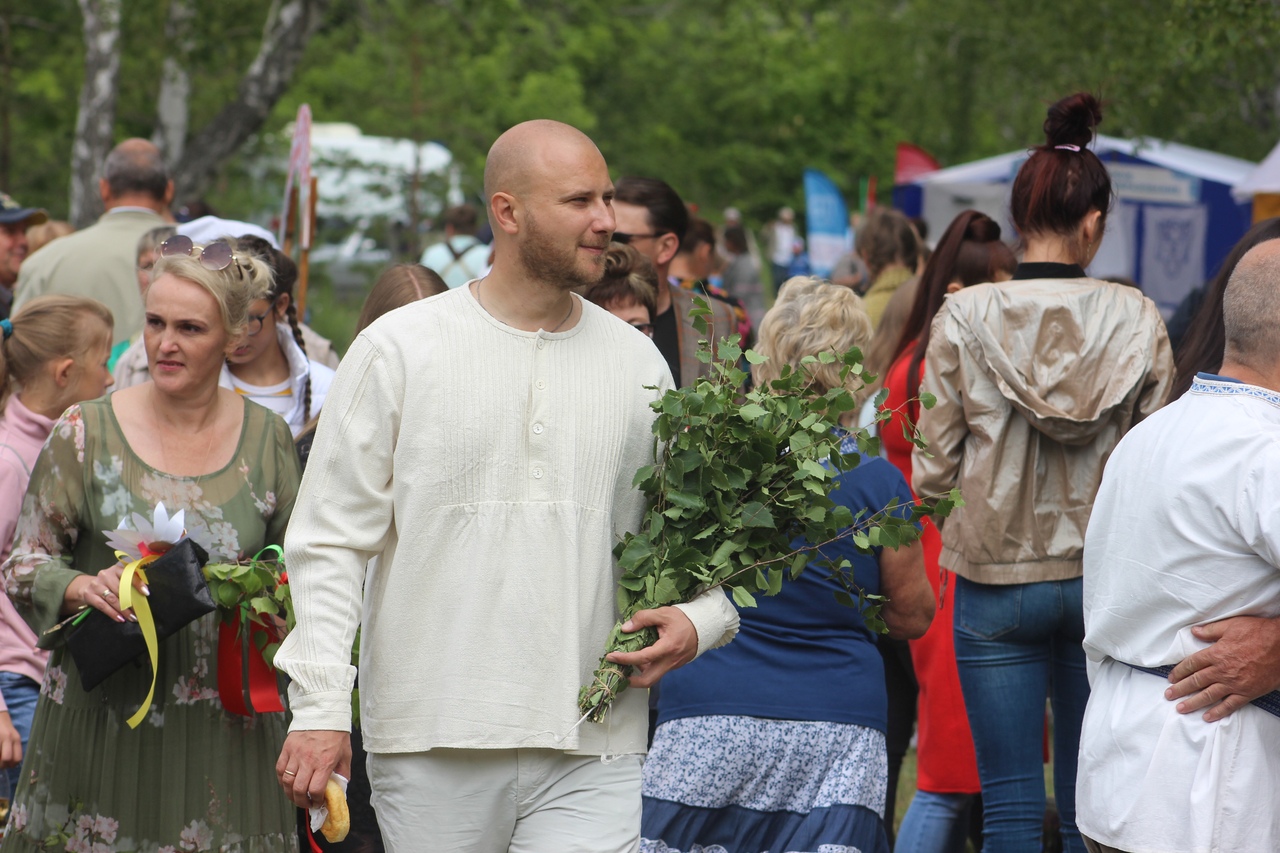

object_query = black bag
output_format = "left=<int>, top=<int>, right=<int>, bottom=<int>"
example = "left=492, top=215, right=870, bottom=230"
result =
left=39, top=538, right=214, bottom=692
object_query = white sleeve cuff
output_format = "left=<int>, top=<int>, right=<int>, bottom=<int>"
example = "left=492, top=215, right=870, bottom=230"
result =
left=673, top=587, right=740, bottom=658
left=285, top=685, right=355, bottom=733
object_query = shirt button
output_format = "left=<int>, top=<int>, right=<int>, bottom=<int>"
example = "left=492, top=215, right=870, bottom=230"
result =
left=535, top=380, right=546, bottom=390
left=533, top=423, right=544, bottom=435
left=532, top=467, right=543, bottom=479
left=537, top=340, right=546, bottom=350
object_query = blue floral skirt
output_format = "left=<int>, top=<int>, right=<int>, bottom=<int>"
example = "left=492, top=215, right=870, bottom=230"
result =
left=641, top=715, right=890, bottom=853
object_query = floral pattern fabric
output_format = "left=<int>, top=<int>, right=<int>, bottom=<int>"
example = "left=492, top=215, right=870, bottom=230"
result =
left=0, top=398, right=301, bottom=853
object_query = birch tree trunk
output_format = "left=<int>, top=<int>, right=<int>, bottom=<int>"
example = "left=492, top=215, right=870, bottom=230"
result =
left=153, top=0, right=195, bottom=170
left=69, top=0, right=120, bottom=229
left=172, top=0, right=331, bottom=203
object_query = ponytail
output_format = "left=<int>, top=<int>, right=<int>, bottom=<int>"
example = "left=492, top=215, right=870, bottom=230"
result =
left=892, top=210, right=1016, bottom=421
left=0, top=296, right=114, bottom=410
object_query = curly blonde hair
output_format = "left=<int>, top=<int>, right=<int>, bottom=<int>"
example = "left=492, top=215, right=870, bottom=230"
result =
left=753, top=277, right=874, bottom=397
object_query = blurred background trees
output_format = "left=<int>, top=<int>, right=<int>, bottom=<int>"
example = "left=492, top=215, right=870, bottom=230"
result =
left=3, top=0, right=1277, bottom=229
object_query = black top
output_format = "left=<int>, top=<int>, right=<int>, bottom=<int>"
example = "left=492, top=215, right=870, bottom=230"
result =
left=1012, top=262, right=1088, bottom=281
left=652, top=302, right=681, bottom=386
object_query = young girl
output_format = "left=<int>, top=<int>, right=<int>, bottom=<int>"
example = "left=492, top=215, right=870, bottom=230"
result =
left=221, top=235, right=335, bottom=436
left=0, top=295, right=113, bottom=796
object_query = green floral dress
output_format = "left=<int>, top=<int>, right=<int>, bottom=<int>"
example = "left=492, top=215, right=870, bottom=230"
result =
left=0, top=398, right=301, bottom=853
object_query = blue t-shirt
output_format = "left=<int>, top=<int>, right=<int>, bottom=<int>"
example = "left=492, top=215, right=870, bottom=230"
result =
left=656, top=443, right=916, bottom=733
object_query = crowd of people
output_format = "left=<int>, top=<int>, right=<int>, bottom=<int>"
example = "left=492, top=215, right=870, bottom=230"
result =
left=0, top=89, right=1272, bottom=853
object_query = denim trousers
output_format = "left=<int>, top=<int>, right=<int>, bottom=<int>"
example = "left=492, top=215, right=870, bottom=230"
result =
left=0, top=671, right=40, bottom=799
left=953, top=575, right=1089, bottom=853
left=895, top=790, right=979, bottom=853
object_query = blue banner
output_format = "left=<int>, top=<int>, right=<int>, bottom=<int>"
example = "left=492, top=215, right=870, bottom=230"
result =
left=803, top=168, right=851, bottom=278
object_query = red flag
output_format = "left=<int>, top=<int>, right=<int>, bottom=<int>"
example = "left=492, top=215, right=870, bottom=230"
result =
left=895, top=143, right=941, bottom=185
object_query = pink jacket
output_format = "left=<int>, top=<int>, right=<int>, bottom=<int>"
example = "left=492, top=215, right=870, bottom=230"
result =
left=0, top=395, right=54, bottom=703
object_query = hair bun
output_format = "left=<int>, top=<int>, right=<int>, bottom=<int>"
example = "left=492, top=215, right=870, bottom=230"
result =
left=1043, top=92, right=1103, bottom=149
left=963, top=212, right=1003, bottom=244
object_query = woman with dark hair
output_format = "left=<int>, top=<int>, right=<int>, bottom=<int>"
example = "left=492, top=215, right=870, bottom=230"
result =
left=1168, top=217, right=1280, bottom=402
left=912, top=94, right=1174, bottom=853
left=888, top=210, right=1015, bottom=853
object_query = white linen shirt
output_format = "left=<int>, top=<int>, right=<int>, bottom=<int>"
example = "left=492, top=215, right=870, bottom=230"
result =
left=1078, top=376, right=1280, bottom=853
left=275, top=286, right=738, bottom=756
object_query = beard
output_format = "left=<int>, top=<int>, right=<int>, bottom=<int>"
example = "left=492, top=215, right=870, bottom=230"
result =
left=519, top=211, right=607, bottom=290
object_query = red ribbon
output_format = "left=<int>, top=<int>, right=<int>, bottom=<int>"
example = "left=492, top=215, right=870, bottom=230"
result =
left=305, top=822, right=325, bottom=852
left=217, top=609, right=285, bottom=716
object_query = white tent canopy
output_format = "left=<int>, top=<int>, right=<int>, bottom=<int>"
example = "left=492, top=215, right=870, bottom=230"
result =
left=309, top=122, right=460, bottom=220
left=914, top=134, right=1254, bottom=190
left=1231, top=139, right=1280, bottom=200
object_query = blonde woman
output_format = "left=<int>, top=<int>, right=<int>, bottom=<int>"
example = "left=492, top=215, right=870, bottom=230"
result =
left=641, top=278, right=934, bottom=853
left=1, top=239, right=302, bottom=852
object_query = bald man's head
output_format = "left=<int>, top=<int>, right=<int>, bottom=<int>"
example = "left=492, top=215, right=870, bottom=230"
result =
left=103, top=138, right=170, bottom=204
left=1223, top=239, right=1280, bottom=371
left=483, top=120, right=602, bottom=206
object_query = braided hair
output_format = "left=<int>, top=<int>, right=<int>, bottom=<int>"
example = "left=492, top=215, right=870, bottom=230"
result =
left=237, top=235, right=312, bottom=421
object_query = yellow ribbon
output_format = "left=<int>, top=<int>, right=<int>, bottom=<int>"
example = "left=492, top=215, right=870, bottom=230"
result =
left=116, top=551, right=159, bottom=729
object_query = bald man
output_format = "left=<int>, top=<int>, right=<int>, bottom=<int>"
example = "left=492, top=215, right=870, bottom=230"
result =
left=1076, top=240, right=1280, bottom=853
left=274, top=120, right=738, bottom=852
left=14, top=139, right=173, bottom=344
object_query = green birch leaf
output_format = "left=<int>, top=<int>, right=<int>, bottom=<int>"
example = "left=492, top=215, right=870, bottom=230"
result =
left=741, top=502, right=774, bottom=528
left=730, top=586, right=758, bottom=608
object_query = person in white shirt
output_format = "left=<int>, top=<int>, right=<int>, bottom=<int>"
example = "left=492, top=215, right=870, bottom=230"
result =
left=1077, top=239, right=1280, bottom=853
left=420, top=203, right=491, bottom=288
left=273, top=119, right=738, bottom=852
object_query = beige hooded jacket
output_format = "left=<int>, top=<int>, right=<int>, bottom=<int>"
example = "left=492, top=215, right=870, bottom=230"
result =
left=913, top=277, right=1174, bottom=585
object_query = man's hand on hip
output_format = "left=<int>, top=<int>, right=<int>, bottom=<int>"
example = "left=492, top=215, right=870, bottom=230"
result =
left=277, top=730, right=352, bottom=809
left=606, top=606, right=699, bottom=689
left=1166, top=615, right=1280, bottom=722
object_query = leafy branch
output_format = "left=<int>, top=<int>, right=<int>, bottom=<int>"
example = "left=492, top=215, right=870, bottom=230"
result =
left=578, top=297, right=962, bottom=722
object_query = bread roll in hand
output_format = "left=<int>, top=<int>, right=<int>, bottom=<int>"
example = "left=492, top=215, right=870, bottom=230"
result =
left=321, top=778, right=349, bottom=842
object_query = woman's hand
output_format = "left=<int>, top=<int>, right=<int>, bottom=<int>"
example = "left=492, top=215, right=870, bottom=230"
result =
left=0, top=711, right=21, bottom=769
left=62, top=563, right=149, bottom=622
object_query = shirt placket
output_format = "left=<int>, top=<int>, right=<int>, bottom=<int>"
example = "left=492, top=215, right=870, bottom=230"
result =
left=528, top=335, right=552, bottom=499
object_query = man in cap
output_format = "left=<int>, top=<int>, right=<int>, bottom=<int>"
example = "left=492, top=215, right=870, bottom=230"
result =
left=0, top=193, right=48, bottom=319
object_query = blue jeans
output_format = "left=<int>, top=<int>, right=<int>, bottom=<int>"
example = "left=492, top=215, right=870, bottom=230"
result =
left=895, top=790, right=978, bottom=853
left=0, top=671, right=39, bottom=798
left=953, top=575, right=1089, bottom=853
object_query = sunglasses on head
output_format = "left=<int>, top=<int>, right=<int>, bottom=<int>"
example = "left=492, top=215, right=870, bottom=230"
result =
left=159, top=235, right=237, bottom=271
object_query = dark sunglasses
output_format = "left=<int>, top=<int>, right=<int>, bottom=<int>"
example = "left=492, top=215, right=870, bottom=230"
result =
left=612, top=231, right=664, bottom=246
left=631, top=322, right=655, bottom=337
left=159, top=235, right=237, bottom=271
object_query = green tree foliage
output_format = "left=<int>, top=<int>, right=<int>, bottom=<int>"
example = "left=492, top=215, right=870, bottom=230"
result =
left=5, top=0, right=1278, bottom=223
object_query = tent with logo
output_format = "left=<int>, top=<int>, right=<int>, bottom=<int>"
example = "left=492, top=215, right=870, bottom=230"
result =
left=893, top=135, right=1255, bottom=316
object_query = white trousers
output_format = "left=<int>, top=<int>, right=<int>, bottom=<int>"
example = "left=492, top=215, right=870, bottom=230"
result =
left=368, top=748, right=642, bottom=853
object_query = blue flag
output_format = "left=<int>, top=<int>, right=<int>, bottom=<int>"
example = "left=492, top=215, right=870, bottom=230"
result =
left=803, top=169, right=851, bottom=278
